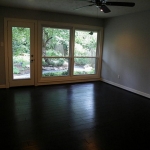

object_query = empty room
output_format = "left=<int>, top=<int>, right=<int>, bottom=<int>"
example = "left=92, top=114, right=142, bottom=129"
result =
left=0, top=0, right=150, bottom=149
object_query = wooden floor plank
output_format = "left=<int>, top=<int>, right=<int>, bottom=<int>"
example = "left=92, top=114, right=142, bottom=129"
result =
left=0, top=81, right=150, bottom=150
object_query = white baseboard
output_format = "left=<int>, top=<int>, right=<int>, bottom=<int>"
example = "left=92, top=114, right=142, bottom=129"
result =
left=100, top=78, right=150, bottom=99
left=0, top=85, right=6, bottom=88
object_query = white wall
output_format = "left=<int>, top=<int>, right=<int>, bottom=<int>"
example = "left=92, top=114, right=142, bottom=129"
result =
left=102, top=10, right=150, bottom=97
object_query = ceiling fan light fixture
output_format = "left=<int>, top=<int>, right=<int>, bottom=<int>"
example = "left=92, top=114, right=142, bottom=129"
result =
left=74, top=1, right=135, bottom=14
left=100, top=7, right=103, bottom=11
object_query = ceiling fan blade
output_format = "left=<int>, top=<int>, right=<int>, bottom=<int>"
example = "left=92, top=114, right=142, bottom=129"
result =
left=75, top=0, right=94, bottom=3
left=100, top=5, right=111, bottom=13
left=106, top=2, right=135, bottom=7
left=74, top=4, right=95, bottom=10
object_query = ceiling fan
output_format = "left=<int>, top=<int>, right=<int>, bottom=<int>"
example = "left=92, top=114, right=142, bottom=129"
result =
left=74, top=0, right=135, bottom=13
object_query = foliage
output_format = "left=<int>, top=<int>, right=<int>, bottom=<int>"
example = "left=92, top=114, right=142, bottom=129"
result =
left=13, top=66, right=20, bottom=74
left=42, top=59, right=48, bottom=66
left=13, top=55, right=30, bottom=67
left=75, top=30, right=97, bottom=55
left=42, top=58, right=65, bottom=67
left=43, top=71, right=68, bottom=77
left=46, top=50, right=62, bottom=57
left=74, top=31, right=97, bottom=65
left=74, top=44, right=87, bottom=56
left=42, top=69, right=95, bottom=77
left=43, top=27, right=70, bottom=53
left=74, top=58, right=89, bottom=66
left=12, top=27, right=30, bottom=55
left=56, top=58, right=65, bottom=66
left=12, top=27, right=97, bottom=76
left=74, top=69, right=95, bottom=75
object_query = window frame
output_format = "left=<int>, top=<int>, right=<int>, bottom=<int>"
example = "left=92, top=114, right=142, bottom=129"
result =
left=37, top=21, right=103, bottom=85
left=73, top=29, right=99, bottom=76
left=41, top=26, right=71, bottom=78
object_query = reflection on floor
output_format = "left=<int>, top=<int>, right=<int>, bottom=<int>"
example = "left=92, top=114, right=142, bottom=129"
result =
left=0, top=81, right=150, bottom=150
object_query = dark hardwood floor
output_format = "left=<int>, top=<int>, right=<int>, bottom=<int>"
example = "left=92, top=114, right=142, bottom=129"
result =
left=0, top=81, right=150, bottom=150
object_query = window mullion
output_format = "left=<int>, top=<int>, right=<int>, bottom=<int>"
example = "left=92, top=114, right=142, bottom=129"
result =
left=74, top=57, right=98, bottom=58
left=70, top=27, right=75, bottom=77
left=42, top=57, right=70, bottom=58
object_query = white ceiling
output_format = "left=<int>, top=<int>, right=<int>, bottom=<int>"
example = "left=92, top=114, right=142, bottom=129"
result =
left=0, top=0, right=150, bottom=18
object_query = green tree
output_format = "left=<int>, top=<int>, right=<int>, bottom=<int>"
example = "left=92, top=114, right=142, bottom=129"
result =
left=42, top=27, right=70, bottom=65
left=12, top=27, right=30, bottom=55
left=75, top=31, right=97, bottom=55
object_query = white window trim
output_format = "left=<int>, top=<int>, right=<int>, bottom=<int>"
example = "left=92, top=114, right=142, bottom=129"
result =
left=4, top=18, right=38, bottom=87
left=37, top=21, right=103, bottom=85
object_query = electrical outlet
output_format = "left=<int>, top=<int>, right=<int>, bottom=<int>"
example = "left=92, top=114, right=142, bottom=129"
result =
left=118, top=75, right=120, bottom=79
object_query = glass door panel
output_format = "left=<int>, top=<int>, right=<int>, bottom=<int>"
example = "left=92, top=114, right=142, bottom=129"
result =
left=12, top=27, right=31, bottom=79
left=8, top=21, right=35, bottom=87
